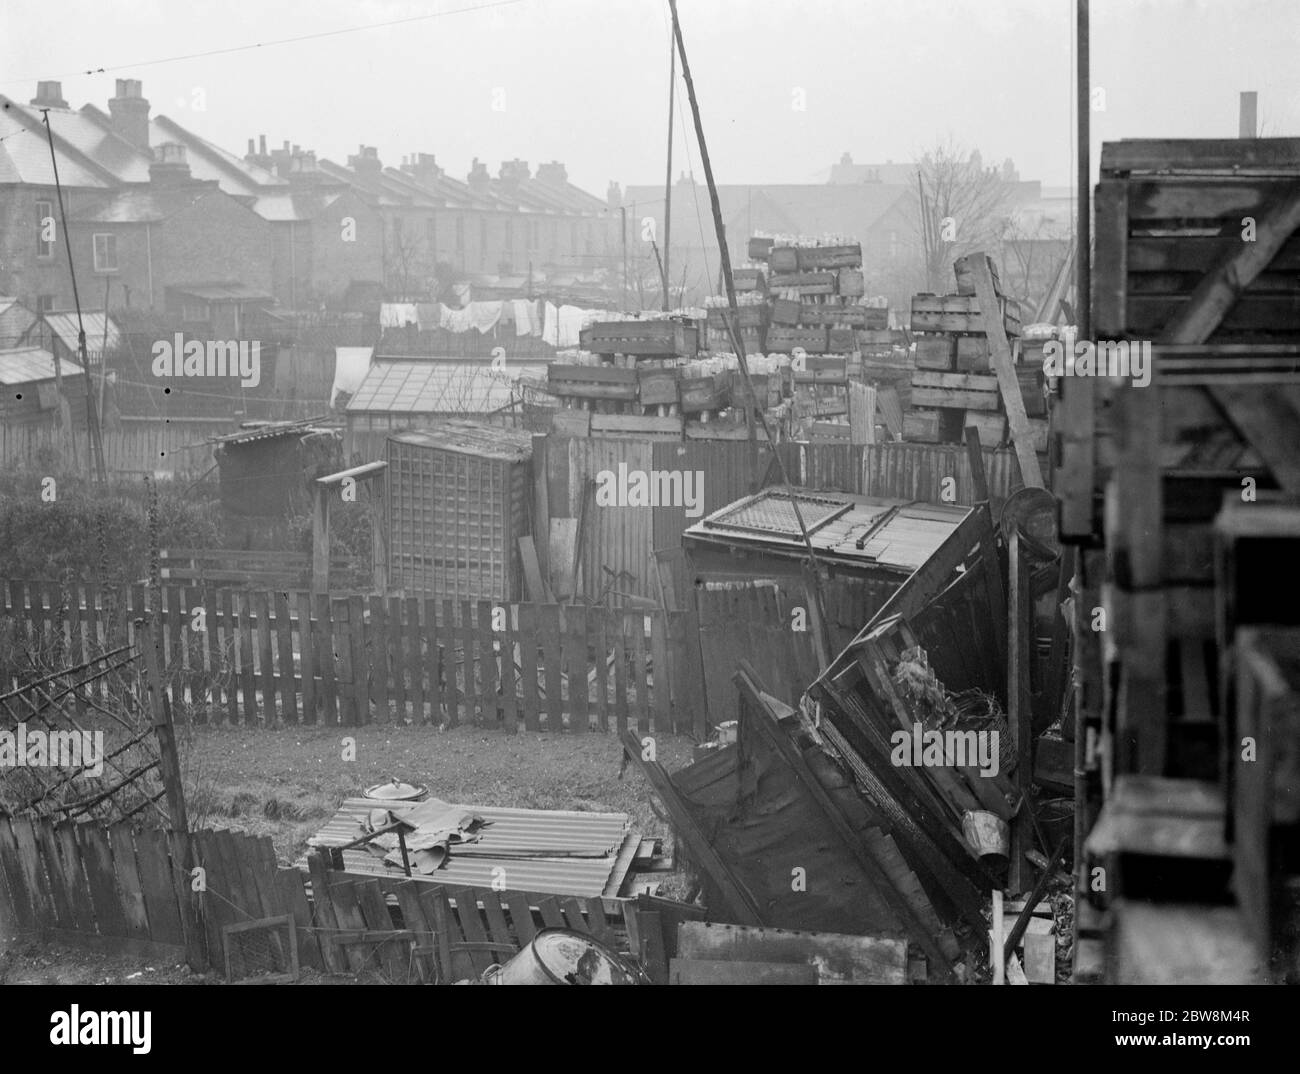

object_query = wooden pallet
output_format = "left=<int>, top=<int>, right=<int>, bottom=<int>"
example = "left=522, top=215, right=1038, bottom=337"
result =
left=910, top=293, right=1021, bottom=336
left=579, top=320, right=699, bottom=357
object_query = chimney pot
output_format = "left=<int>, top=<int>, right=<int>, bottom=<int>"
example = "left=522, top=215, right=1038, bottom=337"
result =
left=108, top=80, right=150, bottom=149
left=30, top=81, right=69, bottom=109
left=259, top=134, right=267, bottom=156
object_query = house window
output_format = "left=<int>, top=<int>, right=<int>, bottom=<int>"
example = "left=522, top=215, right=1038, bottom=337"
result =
left=36, top=200, right=54, bottom=258
left=36, top=294, right=55, bottom=314
left=92, top=233, right=118, bottom=273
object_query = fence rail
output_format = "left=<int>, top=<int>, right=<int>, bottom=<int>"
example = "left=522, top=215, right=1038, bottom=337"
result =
left=1, top=581, right=705, bottom=737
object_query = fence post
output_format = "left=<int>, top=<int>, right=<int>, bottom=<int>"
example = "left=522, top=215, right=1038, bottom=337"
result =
left=137, top=614, right=205, bottom=970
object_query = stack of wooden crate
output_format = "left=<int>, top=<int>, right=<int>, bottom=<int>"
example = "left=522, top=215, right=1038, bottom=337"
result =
left=904, top=270, right=1034, bottom=446
left=1067, top=137, right=1300, bottom=983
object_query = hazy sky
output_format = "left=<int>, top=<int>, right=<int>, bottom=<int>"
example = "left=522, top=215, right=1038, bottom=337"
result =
left=5, top=0, right=1298, bottom=196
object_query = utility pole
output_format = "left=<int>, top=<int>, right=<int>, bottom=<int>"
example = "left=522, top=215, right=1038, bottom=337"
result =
left=661, top=24, right=676, bottom=311
left=41, top=109, right=106, bottom=481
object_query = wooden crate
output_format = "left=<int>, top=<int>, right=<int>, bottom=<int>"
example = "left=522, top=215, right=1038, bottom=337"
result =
left=1232, top=626, right=1300, bottom=967
left=827, top=328, right=857, bottom=354
left=549, top=408, right=592, bottom=438
left=795, top=356, right=848, bottom=386
left=547, top=363, right=639, bottom=401
left=768, top=271, right=838, bottom=296
left=679, top=374, right=727, bottom=413
left=837, top=268, right=865, bottom=298
left=747, top=236, right=774, bottom=262
left=797, top=243, right=862, bottom=270
left=910, top=293, right=1021, bottom=336
left=903, top=408, right=942, bottom=443
left=770, top=297, right=802, bottom=326
left=590, top=413, right=684, bottom=439
left=910, top=370, right=1001, bottom=411
left=733, top=268, right=766, bottom=293
left=706, top=306, right=767, bottom=329
left=705, top=326, right=765, bottom=354
left=811, top=420, right=852, bottom=442
left=954, top=333, right=991, bottom=372
left=915, top=335, right=954, bottom=371
left=1018, top=363, right=1047, bottom=417
left=768, top=325, right=828, bottom=354
left=580, top=320, right=699, bottom=357
left=953, top=252, right=1002, bottom=297
left=728, top=372, right=772, bottom=410
left=1095, top=140, right=1300, bottom=342
left=769, top=246, right=800, bottom=273
left=784, top=303, right=868, bottom=328
left=637, top=365, right=681, bottom=406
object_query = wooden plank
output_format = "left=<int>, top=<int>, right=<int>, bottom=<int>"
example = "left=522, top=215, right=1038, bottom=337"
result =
left=306, top=853, right=346, bottom=974
left=331, top=597, right=355, bottom=725
left=442, top=598, right=459, bottom=726
left=11, top=816, right=53, bottom=930
left=348, top=595, right=369, bottom=725
left=449, top=887, right=495, bottom=977
left=249, top=590, right=274, bottom=722
left=134, top=827, right=184, bottom=947
left=498, top=601, right=517, bottom=732
left=479, top=599, right=502, bottom=727
left=420, top=887, right=465, bottom=981
left=353, top=877, right=403, bottom=980
left=268, top=590, right=296, bottom=724
left=34, top=819, right=74, bottom=931
left=612, top=610, right=630, bottom=733
left=393, top=879, right=435, bottom=982
left=325, top=878, right=371, bottom=975
left=1023, top=930, right=1055, bottom=983
left=592, top=606, right=612, bottom=732
left=368, top=595, right=390, bottom=723
left=233, top=590, right=255, bottom=724
left=629, top=610, right=650, bottom=735
left=220, top=588, right=239, bottom=725
left=637, top=909, right=668, bottom=984
left=518, top=536, right=548, bottom=602
left=517, top=602, right=540, bottom=732
left=650, top=610, right=671, bottom=734
left=540, top=604, right=563, bottom=730
left=559, top=895, right=592, bottom=935
left=0, top=816, right=36, bottom=933
left=504, top=891, right=537, bottom=946
left=275, top=867, right=324, bottom=972
left=1008, top=535, right=1034, bottom=892
left=404, top=597, right=425, bottom=725
left=54, top=821, right=96, bottom=934
left=669, top=958, right=819, bottom=985
left=619, top=729, right=764, bottom=926
left=293, top=592, right=315, bottom=725
left=567, top=603, right=589, bottom=731
left=424, top=597, right=444, bottom=724
left=192, top=831, right=227, bottom=970
left=970, top=253, right=1042, bottom=486
left=535, top=895, right=566, bottom=930
left=479, top=887, right=515, bottom=956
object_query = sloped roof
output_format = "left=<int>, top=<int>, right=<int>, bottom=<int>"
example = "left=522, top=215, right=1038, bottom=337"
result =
left=40, top=310, right=121, bottom=354
left=0, top=100, right=115, bottom=188
left=0, top=346, right=85, bottom=385
left=387, top=419, right=534, bottom=462
left=347, top=359, right=546, bottom=415
left=168, top=282, right=274, bottom=302
left=69, top=187, right=208, bottom=223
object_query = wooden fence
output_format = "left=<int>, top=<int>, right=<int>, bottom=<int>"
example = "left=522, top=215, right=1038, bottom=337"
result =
left=1, top=581, right=706, bottom=737
left=0, top=812, right=692, bottom=982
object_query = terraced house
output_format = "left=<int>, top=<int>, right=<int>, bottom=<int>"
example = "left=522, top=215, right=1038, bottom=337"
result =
left=0, top=79, right=618, bottom=315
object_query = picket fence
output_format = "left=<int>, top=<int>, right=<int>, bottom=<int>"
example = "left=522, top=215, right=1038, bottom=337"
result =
left=0, top=581, right=706, bottom=737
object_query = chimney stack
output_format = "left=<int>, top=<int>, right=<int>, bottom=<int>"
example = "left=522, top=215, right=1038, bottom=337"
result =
left=30, top=81, right=69, bottom=109
left=1239, top=91, right=1258, bottom=138
left=536, top=161, right=568, bottom=187
left=347, top=145, right=382, bottom=175
left=150, top=143, right=192, bottom=187
left=468, top=158, right=491, bottom=194
left=108, top=78, right=150, bottom=150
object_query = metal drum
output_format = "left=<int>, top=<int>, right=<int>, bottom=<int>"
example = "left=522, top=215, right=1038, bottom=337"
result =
left=487, top=928, right=647, bottom=985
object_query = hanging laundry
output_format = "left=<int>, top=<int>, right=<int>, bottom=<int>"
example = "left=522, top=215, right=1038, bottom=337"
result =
left=512, top=298, right=534, bottom=337
left=557, top=305, right=587, bottom=348
left=439, top=303, right=476, bottom=333
left=542, top=301, right=560, bottom=346
left=380, top=303, right=418, bottom=328
left=470, top=300, right=503, bottom=334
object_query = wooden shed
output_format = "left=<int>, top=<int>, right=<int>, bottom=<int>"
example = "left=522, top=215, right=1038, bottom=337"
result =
left=386, top=420, right=534, bottom=601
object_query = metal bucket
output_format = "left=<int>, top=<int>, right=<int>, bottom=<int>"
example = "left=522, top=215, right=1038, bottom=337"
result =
left=962, top=809, right=1010, bottom=858
left=487, top=928, right=646, bottom=985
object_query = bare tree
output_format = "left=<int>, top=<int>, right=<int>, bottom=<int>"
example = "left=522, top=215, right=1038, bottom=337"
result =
left=906, top=139, right=1016, bottom=293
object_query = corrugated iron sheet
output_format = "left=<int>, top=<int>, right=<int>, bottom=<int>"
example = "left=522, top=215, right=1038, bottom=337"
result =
left=804, top=442, right=1024, bottom=511
left=568, top=436, right=654, bottom=603
left=0, top=346, right=83, bottom=385
left=308, top=797, right=634, bottom=898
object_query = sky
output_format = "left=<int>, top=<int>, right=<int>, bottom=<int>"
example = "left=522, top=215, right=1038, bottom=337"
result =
left=4, top=0, right=1298, bottom=197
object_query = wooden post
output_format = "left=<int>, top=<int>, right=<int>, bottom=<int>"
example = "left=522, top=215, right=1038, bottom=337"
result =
left=137, top=614, right=203, bottom=969
left=370, top=474, right=388, bottom=594
left=1007, top=535, right=1033, bottom=892
left=311, top=484, right=331, bottom=595
left=969, top=254, right=1043, bottom=488
left=964, top=426, right=1007, bottom=677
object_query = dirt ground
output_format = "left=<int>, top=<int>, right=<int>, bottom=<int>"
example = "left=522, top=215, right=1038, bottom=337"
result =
left=0, top=724, right=697, bottom=985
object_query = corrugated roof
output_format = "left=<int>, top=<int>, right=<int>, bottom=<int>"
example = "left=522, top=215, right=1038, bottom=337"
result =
left=168, top=282, right=274, bottom=302
left=347, top=360, right=546, bottom=416
left=41, top=311, right=120, bottom=355
left=0, top=346, right=85, bottom=385
left=388, top=418, right=535, bottom=462
left=685, top=486, right=970, bottom=574
left=306, top=797, right=636, bottom=898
